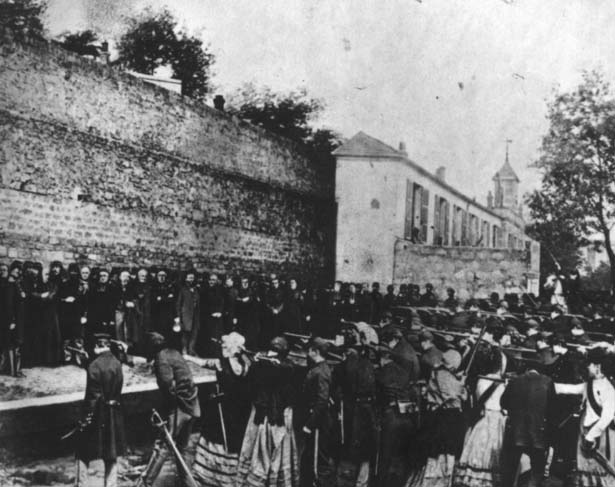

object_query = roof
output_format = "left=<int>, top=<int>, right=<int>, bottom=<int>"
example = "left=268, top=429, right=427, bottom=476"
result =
left=493, top=159, right=520, bottom=182
left=334, top=131, right=503, bottom=220
left=332, top=131, right=405, bottom=159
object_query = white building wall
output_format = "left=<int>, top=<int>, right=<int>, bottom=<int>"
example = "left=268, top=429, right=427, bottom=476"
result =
left=335, top=157, right=401, bottom=284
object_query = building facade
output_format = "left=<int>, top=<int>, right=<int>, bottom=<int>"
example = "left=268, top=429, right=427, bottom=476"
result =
left=334, top=132, right=540, bottom=299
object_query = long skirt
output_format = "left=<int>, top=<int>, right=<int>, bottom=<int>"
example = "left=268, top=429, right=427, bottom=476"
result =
left=235, top=407, right=299, bottom=487
left=406, top=454, right=456, bottom=487
left=453, top=409, right=506, bottom=487
left=193, top=438, right=238, bottom=487
left=574, top=420, right=615, bottom=487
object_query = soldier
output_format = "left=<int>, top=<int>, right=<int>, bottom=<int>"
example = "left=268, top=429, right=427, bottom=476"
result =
left=175, top=270, right=200, bottom=355
left=443, top=288, right=458, bottom=311
left=300, top=337, right=335, bottom=487
left=369, top=282, right=383, bottom=325
left=59, top=265, right=90, bottom=363
left=132, top=268, right=152, bottom=353
left=75, top=333, right=126, bottom=487
left=382, top=285, right=397, bottom=314
left=375, top=343, right=420, bottom=487
left=140, top=332, right=201, bottom=487
left=420, top=283, right=438, bottom=308
left=337, top=324, right=378, bottom=487
left=113, top=270, right=138, bottom=349
left=282, top=277, right=303, bottom=334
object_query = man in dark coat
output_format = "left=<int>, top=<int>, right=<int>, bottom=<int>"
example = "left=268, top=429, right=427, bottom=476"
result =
left=369, top=282, right=383, bottom=325
left=59, top=265, right=90, bottom=363
left=500, top=365, right=556, bottom=487
left=222, top=276, right=238, bottom=333
left=200, top=273, right=225, bottom=354
left=175, top=270, right=200, bottom=355
left=264, top=276, right=285, bottom=344
left=76, top=333, right=125, bottom=487
left=151, top=269, right=176, bottom=337
left=300, top=337, right=336, bottom=487
left=88, top=269, right=116, bottom=348
left=420, top=283, right=438, bottom=307
left=140, top=332, right=201, bottom=487
left=418, top=330, right=443, bottom=380
left=0, top=261, right=24, bottom=376
left=235, top=276, right=260, bottom=349
left=375, top=343, right=420, bottom=487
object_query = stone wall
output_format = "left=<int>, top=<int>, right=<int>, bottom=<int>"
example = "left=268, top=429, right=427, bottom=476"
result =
left=393, top=240, right=537, bottom=300
left=0, top=38, right=334, bottom=282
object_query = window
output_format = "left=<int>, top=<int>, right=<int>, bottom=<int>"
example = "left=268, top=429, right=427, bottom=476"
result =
left=481, top=221, right=490, bottom=247
left=453, top=206, right=464, bottom=246
left=492, top=225, right=500, bottom=248
left=469, top=214, right=479, bottom=246
left=405, top=182, right=429, bottom=243
left=433, top=195, right=450, bottom=245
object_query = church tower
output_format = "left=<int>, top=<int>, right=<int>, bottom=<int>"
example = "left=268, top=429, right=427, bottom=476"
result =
left=492, top=140, right=520, bottom=211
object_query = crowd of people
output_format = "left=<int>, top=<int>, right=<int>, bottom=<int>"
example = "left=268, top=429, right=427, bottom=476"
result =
left=4, top=258, right=615, bottom=487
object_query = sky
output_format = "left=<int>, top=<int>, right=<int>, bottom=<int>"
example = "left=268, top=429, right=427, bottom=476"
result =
left=44, top=0, right=615, bottom=208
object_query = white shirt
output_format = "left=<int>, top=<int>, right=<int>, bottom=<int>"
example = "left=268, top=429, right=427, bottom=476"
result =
left=556, top=377, right=615, bottom=441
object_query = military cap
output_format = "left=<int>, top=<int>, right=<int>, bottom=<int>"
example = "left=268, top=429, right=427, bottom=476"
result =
left=308, top=337, right=330, bottom=355
left=419, top=330, right=434, bottom=342
left=587, top=348, right=608, bottom=366
left=270, top=336, right=289, bottom=357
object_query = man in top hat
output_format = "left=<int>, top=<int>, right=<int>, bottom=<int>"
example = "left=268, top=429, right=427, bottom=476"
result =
left=139, top=332, right=201, bottom=487
left=75, top=333, right=126, bottom=487
left=300, top=336, right=335, bottom=487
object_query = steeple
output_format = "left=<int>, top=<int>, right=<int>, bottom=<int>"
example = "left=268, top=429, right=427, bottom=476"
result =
left=492, top=139, right=520, bottom=209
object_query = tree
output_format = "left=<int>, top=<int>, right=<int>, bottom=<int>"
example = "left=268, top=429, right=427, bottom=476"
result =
left=116, top=8, right=214, bottom=100
left=528, top=70, right=615, bottom=291
left=227, top=84, right=341, bottom=168
left=0, top=0, right=47, bottom=40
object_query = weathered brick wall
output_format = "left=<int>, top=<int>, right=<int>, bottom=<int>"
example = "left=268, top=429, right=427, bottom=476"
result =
left=0, top=38, right=334, bottom=282
left=393, top=241, right=533, bottom=300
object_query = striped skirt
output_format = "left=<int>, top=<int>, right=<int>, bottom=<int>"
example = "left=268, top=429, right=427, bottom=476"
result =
left=235, top=406, right=299, bottom=487
left=194, top=438, right=239, bottom=487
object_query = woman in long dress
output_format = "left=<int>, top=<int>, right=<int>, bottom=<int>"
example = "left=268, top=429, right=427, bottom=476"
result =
left=453, top=350, right=506, bottom=487
left=555, top=348, right=615, bottom=487
left=193, top=332, right=252, bottom=487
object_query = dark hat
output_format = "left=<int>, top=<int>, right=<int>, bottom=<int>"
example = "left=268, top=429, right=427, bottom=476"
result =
left=419, top=330, right=434, bottom=342
left=587, top=348, right=608, bottom=366
left=308, top=337, right=330, bottom=355
left=269, top=336, right=289, bottom=357
left=381, top=325, right=403, bottom=341
left=93, top=333, right=112, bottom=347
left=9, top=260, right=23, bottom=272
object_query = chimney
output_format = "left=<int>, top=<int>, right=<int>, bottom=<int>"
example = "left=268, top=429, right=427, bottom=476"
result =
left=398, top=142, right=407, bottom=156
left=435, top=166, right=446, bottom=182
left=213, top=95, right=225, bottom=111
left=487, top=191, right=494, bottom=208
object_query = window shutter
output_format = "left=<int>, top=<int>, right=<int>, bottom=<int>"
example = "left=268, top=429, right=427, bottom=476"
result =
left=433, top=195, right=440, bottom=244
left=443, top=201, right=450, bottom=246
left=461, top=210, right=468, bottom=245
left=404, top=179, right=414, bottom=239
left=421, top=188, right=430, bottom=242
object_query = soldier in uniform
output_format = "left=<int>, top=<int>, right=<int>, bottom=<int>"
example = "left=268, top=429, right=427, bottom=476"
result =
left=75, top=333, right=126, bottom=487
left=300, top=337, right=336, bottom=487
left=420, top=283, right=438, bottom=308
left=419, top=330, right=443, bottom=380
left=201, top=273, right=226, bottom=353
left=88, top=269, right=116, bottom=349
left=376, top=342, right=421, bottom=487
left=235, top=276, right=260, bottom=349
left=139, top=332, right=201, bottom=487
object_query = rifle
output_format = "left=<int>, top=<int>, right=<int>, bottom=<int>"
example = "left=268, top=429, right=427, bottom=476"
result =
left=215, top=383, right=229, bottom=452
left=60, top=412, right=94, bottom=440
left=461, top=321, right=488, bottom=383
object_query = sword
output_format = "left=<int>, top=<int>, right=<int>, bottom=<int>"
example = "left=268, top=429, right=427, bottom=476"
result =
left=216, top=384, right=229, bottom=452
left=339, top=398, right=344, bottom=445
left=313, top=428, right=320, bottom=487
left=151, top=409, right=198, bottom=487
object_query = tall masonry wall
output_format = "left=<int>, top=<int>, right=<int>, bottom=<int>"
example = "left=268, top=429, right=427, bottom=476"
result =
left=0, top=38, right=335, bottom=282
